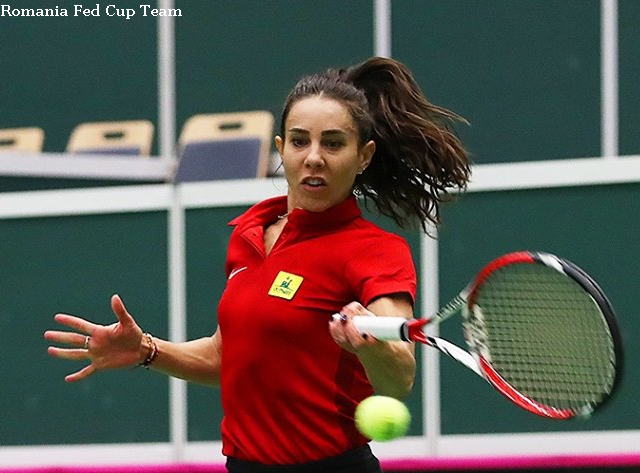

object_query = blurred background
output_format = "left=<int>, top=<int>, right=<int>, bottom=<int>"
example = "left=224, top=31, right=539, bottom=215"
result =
left=3, top=0, right=639, bottom=163
left=1, top=1, right=639, bottom=472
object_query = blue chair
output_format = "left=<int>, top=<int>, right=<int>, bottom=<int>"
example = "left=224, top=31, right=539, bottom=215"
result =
left=0, top=127, right=44, bottom=153
left=66, top=120, right=154, bottom=156
left=174, top=111, right=274, bottom=182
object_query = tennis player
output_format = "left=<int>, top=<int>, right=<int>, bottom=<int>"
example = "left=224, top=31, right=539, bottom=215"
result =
left=45, top=57, right=470, bottom=472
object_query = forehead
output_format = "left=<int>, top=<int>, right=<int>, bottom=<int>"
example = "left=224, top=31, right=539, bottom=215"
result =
left=286, top=96, right=356, bottom=132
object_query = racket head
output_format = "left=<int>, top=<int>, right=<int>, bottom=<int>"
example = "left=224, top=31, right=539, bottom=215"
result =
left=462, top=251, right=622, bottom=419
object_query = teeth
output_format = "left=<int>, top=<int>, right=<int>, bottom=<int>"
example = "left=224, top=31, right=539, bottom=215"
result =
left=306, top=179, right=323, bottom=186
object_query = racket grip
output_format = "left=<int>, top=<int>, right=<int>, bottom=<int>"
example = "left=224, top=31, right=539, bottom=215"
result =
left=333, top=314, right=409, bottom=341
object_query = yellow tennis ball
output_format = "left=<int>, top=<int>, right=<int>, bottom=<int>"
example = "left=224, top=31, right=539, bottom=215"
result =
left=355, top=395, right=411, bottom=442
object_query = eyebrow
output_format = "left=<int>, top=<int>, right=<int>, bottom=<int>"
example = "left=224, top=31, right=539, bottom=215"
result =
left=287, top=127, right=350, bottom=136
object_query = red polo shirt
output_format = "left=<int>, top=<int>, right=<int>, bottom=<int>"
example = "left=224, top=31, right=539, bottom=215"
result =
left=217, top=195, right=416, bottom=465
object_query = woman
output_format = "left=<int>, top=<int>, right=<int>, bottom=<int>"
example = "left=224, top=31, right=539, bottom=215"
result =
left=45, top=57, right=470, bottom=472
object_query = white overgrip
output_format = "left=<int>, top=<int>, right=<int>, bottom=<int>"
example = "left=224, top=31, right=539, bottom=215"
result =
left=332, top=314, right=407, bottom=341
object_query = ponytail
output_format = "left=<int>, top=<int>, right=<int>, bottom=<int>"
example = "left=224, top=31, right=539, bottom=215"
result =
left=346, top=57, right=470, bottom=231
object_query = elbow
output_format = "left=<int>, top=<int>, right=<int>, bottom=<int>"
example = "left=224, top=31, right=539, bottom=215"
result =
left=393, top=353, right=417, bottom=400
left=400, top=375, right=416, bottom=400
left=391, top=374, right=416, bottom=400
left=362, top=341, right=417, bottom=400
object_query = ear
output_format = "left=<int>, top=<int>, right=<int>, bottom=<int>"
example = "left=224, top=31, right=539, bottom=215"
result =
left=359, top=140, right=376, bottom=171
left=275, top=135, right=284, bottom=156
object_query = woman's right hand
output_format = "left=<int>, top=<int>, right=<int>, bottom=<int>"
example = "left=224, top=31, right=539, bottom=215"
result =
left=44, top=294, right=145, bottom=382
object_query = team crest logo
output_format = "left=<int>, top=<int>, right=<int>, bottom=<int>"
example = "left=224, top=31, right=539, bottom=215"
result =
left=268, top=271, right=303, bottom=300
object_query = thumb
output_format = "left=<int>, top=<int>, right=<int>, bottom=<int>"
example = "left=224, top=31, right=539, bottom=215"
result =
left=111, top=294, right=136, bottom=327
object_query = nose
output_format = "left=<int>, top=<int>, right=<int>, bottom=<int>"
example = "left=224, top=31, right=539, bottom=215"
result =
left=304, top=144, right=324, bottom=170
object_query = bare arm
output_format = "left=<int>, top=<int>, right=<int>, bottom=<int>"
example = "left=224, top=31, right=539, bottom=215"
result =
left=45, top=294, right=222, bottom=387
left=149, top=329, right=221, bottom=387
left=328, top=295, right=416, bottom=399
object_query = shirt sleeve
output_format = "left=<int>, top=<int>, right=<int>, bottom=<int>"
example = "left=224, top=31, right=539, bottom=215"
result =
left=345, top=232, right=417, bottom=307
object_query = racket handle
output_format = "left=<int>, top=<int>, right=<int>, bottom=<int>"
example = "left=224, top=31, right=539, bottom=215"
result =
left=333, top=314, right=412, bottom=341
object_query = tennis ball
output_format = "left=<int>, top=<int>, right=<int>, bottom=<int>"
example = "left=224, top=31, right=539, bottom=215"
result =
left=354, top=395, right=411, bottom=442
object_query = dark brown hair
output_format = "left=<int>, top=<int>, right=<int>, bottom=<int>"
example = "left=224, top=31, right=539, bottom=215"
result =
left=280, top=57, right=471, bottom=231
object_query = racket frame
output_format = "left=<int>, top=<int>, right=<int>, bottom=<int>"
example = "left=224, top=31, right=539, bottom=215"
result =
left=347, top=251, right=622, bottom=420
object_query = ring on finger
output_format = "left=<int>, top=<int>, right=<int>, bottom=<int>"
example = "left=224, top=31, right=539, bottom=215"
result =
left=83, top=335, right=91, bottom=350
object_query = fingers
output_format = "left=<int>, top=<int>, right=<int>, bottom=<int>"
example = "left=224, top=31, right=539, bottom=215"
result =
left=47, top=345, right=96, bottom=382
left=339, top=301, right=370, bottom=317
left=111, top=294, right=136, bottom=327
left=47, top=346, right=90, bottom=361
left=51, top=313, right=98, bottom=335
left=46, top=295, right=131, bottom=384
left=44, top=330, right=88, bottom=347
left=329, top=302, right=377, bottom=353
left=65, top=364, right=96, bottom=383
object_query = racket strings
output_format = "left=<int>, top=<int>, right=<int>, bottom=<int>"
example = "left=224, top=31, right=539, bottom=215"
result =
left=466, top=264, right=616, bottom=412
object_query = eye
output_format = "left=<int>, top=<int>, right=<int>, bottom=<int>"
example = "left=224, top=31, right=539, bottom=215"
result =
left=324, top=139, right=345, bottom=151
left=290, top=136, right=308, bottom=148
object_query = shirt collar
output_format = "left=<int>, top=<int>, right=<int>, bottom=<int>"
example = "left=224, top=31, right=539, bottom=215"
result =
left=229, top=195, right=362, bottom=230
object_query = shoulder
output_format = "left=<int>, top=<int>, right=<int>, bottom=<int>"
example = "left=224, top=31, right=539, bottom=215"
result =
left=336, top=218, right=415, bottom=273
left=342, top=218, right=417, bottom=305
left=348, top=218, right=412, bottom=251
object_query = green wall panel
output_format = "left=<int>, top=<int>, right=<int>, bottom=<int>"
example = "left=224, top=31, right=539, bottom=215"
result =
left=185, top=206, right=244, bottom=441
left=0, top=211, right=170, bottom=445
left=392, top=0, right=601, bottom=163
left=0, top=0, right=158, bottom=153
left=619, top=0, right=640, bottom=156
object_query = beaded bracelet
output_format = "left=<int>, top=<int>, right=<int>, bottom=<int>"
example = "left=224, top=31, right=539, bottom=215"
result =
left=140, top=332, right=159, bottom=369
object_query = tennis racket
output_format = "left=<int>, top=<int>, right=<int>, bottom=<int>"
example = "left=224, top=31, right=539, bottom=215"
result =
left=338, top=251, right=622, bottom=420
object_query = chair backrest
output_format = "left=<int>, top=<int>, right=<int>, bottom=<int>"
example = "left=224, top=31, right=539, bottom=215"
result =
left=0, top=127, right=45, bottom=153
left=175, top=111, right=274, bottom=182
left=67, top=120, right=154, bottom=156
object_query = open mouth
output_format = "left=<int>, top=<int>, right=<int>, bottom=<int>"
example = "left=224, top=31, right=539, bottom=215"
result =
left=302, top=177, right=326, bottom=188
